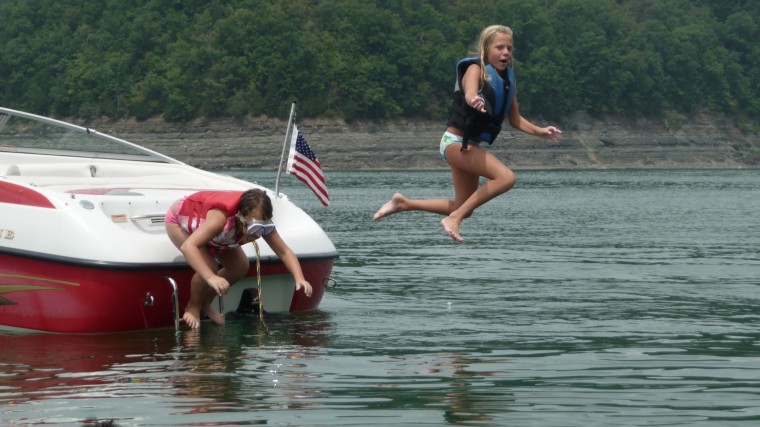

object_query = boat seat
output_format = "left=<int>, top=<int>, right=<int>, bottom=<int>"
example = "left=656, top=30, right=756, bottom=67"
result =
left=2, top=162, right=184, bottom=179
left=0, top=164, right=21, bottom=175
left=8, top=163, right=95, bottom=177
left=2, top=161, right=218, bottom=189
left=7, top=174, right=199, bottom=188
left=87, top=163, right=180, bottom=178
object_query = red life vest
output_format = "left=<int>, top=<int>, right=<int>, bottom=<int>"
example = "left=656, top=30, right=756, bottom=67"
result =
left=177, top=191, right=244, bottom=250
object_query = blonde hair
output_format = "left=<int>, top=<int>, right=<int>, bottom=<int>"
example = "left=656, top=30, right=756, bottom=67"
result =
left=469, top=25, right=513, bottom=88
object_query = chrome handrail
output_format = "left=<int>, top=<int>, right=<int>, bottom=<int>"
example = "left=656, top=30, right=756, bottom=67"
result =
left=164, top=276, right=180, bottom=332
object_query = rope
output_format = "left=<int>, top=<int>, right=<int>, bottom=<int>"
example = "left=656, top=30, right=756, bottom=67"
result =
left=253, top=240, right=266, bottom=327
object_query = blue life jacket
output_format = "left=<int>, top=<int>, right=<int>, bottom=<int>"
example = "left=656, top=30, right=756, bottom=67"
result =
left=446, top=57, right=515, bottom=150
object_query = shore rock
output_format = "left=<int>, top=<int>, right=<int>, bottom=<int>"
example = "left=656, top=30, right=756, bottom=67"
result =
left=84, top=113, right=760, bottom=170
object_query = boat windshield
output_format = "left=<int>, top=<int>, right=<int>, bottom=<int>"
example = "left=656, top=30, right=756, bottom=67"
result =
left=0, top=107, right=177, bottom=163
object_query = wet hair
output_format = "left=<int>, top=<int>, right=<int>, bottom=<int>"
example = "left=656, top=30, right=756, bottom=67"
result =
left=238, top=188, right=273, bottom=220
left=470, top=25, right=513, bottom=88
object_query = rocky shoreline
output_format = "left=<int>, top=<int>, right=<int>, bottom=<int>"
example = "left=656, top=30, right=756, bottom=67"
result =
left=84, top=113, right=760, bottom=170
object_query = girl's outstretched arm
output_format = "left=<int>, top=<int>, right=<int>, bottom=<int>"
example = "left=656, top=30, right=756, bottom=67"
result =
left=507, top=96, right=563, bottom=140
left=263, top=231, right=313, bottom=297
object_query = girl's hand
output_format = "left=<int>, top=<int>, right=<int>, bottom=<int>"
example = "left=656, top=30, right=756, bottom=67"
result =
left=469, top=95, right=486, bottom=113
left=207, top=275, right=230, bottom=295
left=542, top=126, right=563, bottom=141
left=296, top=280, right=313, bottom=297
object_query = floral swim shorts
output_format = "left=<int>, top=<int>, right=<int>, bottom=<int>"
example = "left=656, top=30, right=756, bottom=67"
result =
left=439, top=132, right=479, bottom=162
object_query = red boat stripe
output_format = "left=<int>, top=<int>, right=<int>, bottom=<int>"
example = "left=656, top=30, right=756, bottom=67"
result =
left=0, top=181, right=55, bottom=208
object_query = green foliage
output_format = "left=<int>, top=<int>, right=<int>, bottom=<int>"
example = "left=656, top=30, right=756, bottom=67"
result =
left=0, top=0, right=758, bottom=124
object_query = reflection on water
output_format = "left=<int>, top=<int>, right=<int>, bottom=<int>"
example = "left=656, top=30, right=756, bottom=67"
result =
left=0, top=314, right=520, bottom=426
left=2, top=169, right=760, bottom=426
left=0, top=312, right=337, bottom=425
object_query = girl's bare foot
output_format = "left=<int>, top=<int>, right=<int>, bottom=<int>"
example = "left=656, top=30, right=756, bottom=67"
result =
left=373, top=193, right=405, bottom=220
left=441, top=216, right=464, bottom=243
left=203, top=304, right=225, bottom=326
left=182, top=309, right=202, bottom=330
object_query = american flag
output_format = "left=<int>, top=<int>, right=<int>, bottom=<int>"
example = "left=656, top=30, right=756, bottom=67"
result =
left=287, top=125, right=329, bottom=206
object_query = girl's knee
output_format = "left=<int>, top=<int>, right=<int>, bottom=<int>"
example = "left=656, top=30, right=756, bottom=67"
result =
left=496, top=169, right=516, bottom=192
left=224, top=260, right=249, bottom=283
left=507, top=170, right=517, bottom=188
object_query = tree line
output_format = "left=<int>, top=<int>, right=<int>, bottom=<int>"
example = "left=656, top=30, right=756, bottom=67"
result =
left=1, top=0, right=758, bottom=127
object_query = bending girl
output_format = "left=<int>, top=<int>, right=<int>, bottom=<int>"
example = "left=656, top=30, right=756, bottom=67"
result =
left=165, top=188, right=312, bottom=329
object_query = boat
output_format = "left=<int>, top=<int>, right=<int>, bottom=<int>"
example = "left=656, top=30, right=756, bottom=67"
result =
left=0, top=107, right=338, bottom=333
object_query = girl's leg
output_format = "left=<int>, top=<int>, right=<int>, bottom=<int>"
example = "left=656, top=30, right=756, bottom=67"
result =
left=373, top=142, right=515, bottom=242
left=373, top=192, right=455, bottom=219
left=201, top=247, right=249, bottom=325
left=440, top=144, right=516, bottom=242
left=373, top=135, right=464, bottom=220
left=166, top=221, right=223, bottom=329
left=215, top=247, right=249, bottom=284
left=183, top=250, right=220, bottom=329
left=165, top=220, right=188, bottom=249
left=184, top=272, right=212, bottom=329
left=373, top=158, right=473, bottom=219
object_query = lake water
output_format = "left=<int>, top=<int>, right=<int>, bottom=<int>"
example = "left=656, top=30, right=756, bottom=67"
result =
left=1, top=169, right=759, bottom=426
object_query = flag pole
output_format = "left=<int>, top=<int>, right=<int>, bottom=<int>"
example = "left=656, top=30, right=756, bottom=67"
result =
left=274, top=102, right=296, bottom=197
